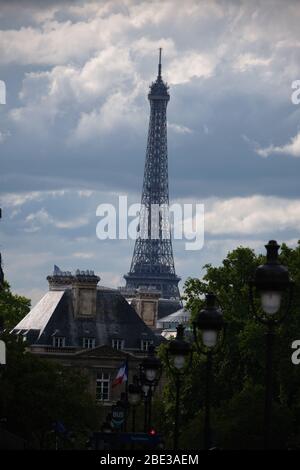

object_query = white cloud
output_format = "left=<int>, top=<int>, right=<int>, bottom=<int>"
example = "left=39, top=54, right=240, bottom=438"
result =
left=0, top=12, right=130, bottom=66
left=131, top=37, right=176, bottom=58
left=0, top=190, right=67, bottom=208
left=5, top=0, right=300, bottom=142
left=70, top=84, right=145, bottom=142
left=55, top=217, right=89, bottom=229
left=72, top=251, right=94, bottom=259
left=0, top=129, right=10, bottom=143
left=9, top=44, right=145, bottom=138
left=100, top=271, right=122, bottom=289
left=25, top=208, right=89, bottom=230
left=256, top=131, right=300, bottom=158
left=78, top=190, right=94, bottom=197
left=26, top=208, right=51, bottom=224
left=1, top=191, right=43, bottom=207
left=204, top=196, right=300, bottom=235
left=166, top=51, right=217, bottom=85
left=234, top=53, right=272, bottom=72
left=168, top=122, right=193, bottom=134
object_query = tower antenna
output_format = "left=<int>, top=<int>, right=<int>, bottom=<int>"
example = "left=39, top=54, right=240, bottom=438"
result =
left=158, top=47, right=162, bottom=78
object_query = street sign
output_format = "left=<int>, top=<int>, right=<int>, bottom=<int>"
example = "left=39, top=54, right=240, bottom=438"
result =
left=0, top=340, right=6, bottom=365
left=111, top=405, right=125, bottom=428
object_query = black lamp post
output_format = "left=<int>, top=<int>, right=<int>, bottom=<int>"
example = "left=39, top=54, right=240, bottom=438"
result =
left=250, top=240, right=293, bottom=449
left=101, top=412, right=113, bottom=433
left=193, top=293, right=225, bottom=450
left=166, top=324, right=193, bottom=450
left=139, top=345, right=162, bottom=431
left=128, top=375, right=142, bottom=433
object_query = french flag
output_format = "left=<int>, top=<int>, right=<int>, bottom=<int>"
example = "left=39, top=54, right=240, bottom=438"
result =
left=112, top=361, right=128, bottom=388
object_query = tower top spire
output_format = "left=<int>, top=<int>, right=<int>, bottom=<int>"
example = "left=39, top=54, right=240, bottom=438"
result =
left=158, top=47, right=162, bottom=78
left=148, top=47, right=169, bottom=100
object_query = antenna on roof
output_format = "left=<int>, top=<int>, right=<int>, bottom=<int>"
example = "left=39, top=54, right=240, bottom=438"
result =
left=158, top=47, right=162, bottom=78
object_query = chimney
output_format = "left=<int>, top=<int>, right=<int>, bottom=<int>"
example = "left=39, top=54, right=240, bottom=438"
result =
left=72, top=270, right=100, bottom=318
left=47, top=266, right=74, bottom=291
left=47, top=267, right=100, bottom=317
left=131, top=286, right=160, bottom=329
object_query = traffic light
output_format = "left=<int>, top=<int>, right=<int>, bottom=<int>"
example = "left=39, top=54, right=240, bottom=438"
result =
left=148, top=428, right=157, bottom=437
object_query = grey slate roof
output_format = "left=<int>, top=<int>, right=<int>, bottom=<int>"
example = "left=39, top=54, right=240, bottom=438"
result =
left=157, top=298, right=182, bottom=319
left=157, top=307, right=191, bottom=328
left=15, top=290, right=64, bottom=338
left=13, top=287, right=161, bottom=350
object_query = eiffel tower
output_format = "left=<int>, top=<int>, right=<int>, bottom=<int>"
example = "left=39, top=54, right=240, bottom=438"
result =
left=124, top=49, right=180, bottom=300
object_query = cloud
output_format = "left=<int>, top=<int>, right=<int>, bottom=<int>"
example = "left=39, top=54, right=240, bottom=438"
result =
left=168, top=122, right=193, bottom=134
left=0, top=129, right=10, bottom=143
left=72, top=251, right=94, bottom=259
left=256, top=131, right=300, bottom=158
left=70, top=86, right=144, bottom=142
left=25, top=207, right=89, bottom=230
left=0, top=190, right=67, bottom=207
left=0, top=10, right=130, bottom=66
left=204, top=196, right=300, bottom=235
left=166, top=51, right=217, bottom=84
left=1, top=191, right=43, bottom=207
left=1, top=0, right=300, bottom=304
left=234, top=53, right=272, bottom=72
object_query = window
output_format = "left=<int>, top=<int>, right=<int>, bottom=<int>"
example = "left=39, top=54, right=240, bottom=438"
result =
left=112, top=339, right=124, bottom=350
left=141, top=340, right=151, bottom=352
left=96, top=372, right=110, bottom=401
left=82, top=337, right=96, bottom=349
left=53, top=336, right=66, bottom=348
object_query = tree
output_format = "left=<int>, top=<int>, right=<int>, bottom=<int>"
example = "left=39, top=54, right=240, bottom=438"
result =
left=0, top=332, right=101, bottom=449
left=158, top=242, right=300, bottom=449
left=0, top=281, right=30, bottom=329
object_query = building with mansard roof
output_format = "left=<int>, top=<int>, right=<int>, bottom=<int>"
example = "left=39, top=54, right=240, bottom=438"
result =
left=12, top=267, right=164, bottom=409
left=13, top=267, right=161, bottom=351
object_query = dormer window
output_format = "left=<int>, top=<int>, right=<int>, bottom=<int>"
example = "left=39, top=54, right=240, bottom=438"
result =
left=141, top=339, right=151, bottom=352
left=22, top=330, right=28, bottom=343
left=112, top=339, right=124, bottom=350
left=53, top=336, right=66, bottom=348
left=82, top=337, right=96, bottom=349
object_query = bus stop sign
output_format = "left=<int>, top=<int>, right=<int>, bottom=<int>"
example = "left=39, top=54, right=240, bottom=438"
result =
left=111, top=405, right=125, bottom=428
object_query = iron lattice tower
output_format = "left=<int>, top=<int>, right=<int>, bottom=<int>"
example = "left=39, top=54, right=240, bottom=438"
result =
left=124, top=50, right=180, bottom=299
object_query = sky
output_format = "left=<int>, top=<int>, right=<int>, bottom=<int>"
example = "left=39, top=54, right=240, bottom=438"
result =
left=1, top=0, right=300, bottom=307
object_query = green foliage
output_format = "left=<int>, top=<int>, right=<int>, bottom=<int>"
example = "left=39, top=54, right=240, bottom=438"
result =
left=159, top=242, right=300, bottom=449
left=0, top=332, right=101, bottom=448
left=0, top=281, right=30, bottom=328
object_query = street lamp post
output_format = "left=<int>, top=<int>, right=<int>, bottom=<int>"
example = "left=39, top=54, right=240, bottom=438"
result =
left=101, top=412, right=113, bottom=434
left=139, top=345, right=162, bottom=431
left=250, top=240, right=293, bottom=449
left=166, top=325, right=193, bottom=450
left=193, top=293, right=225, bottom=450
left=128, top=375, right=142, bottom=433
left=141, top=383, right=150, bottom=432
